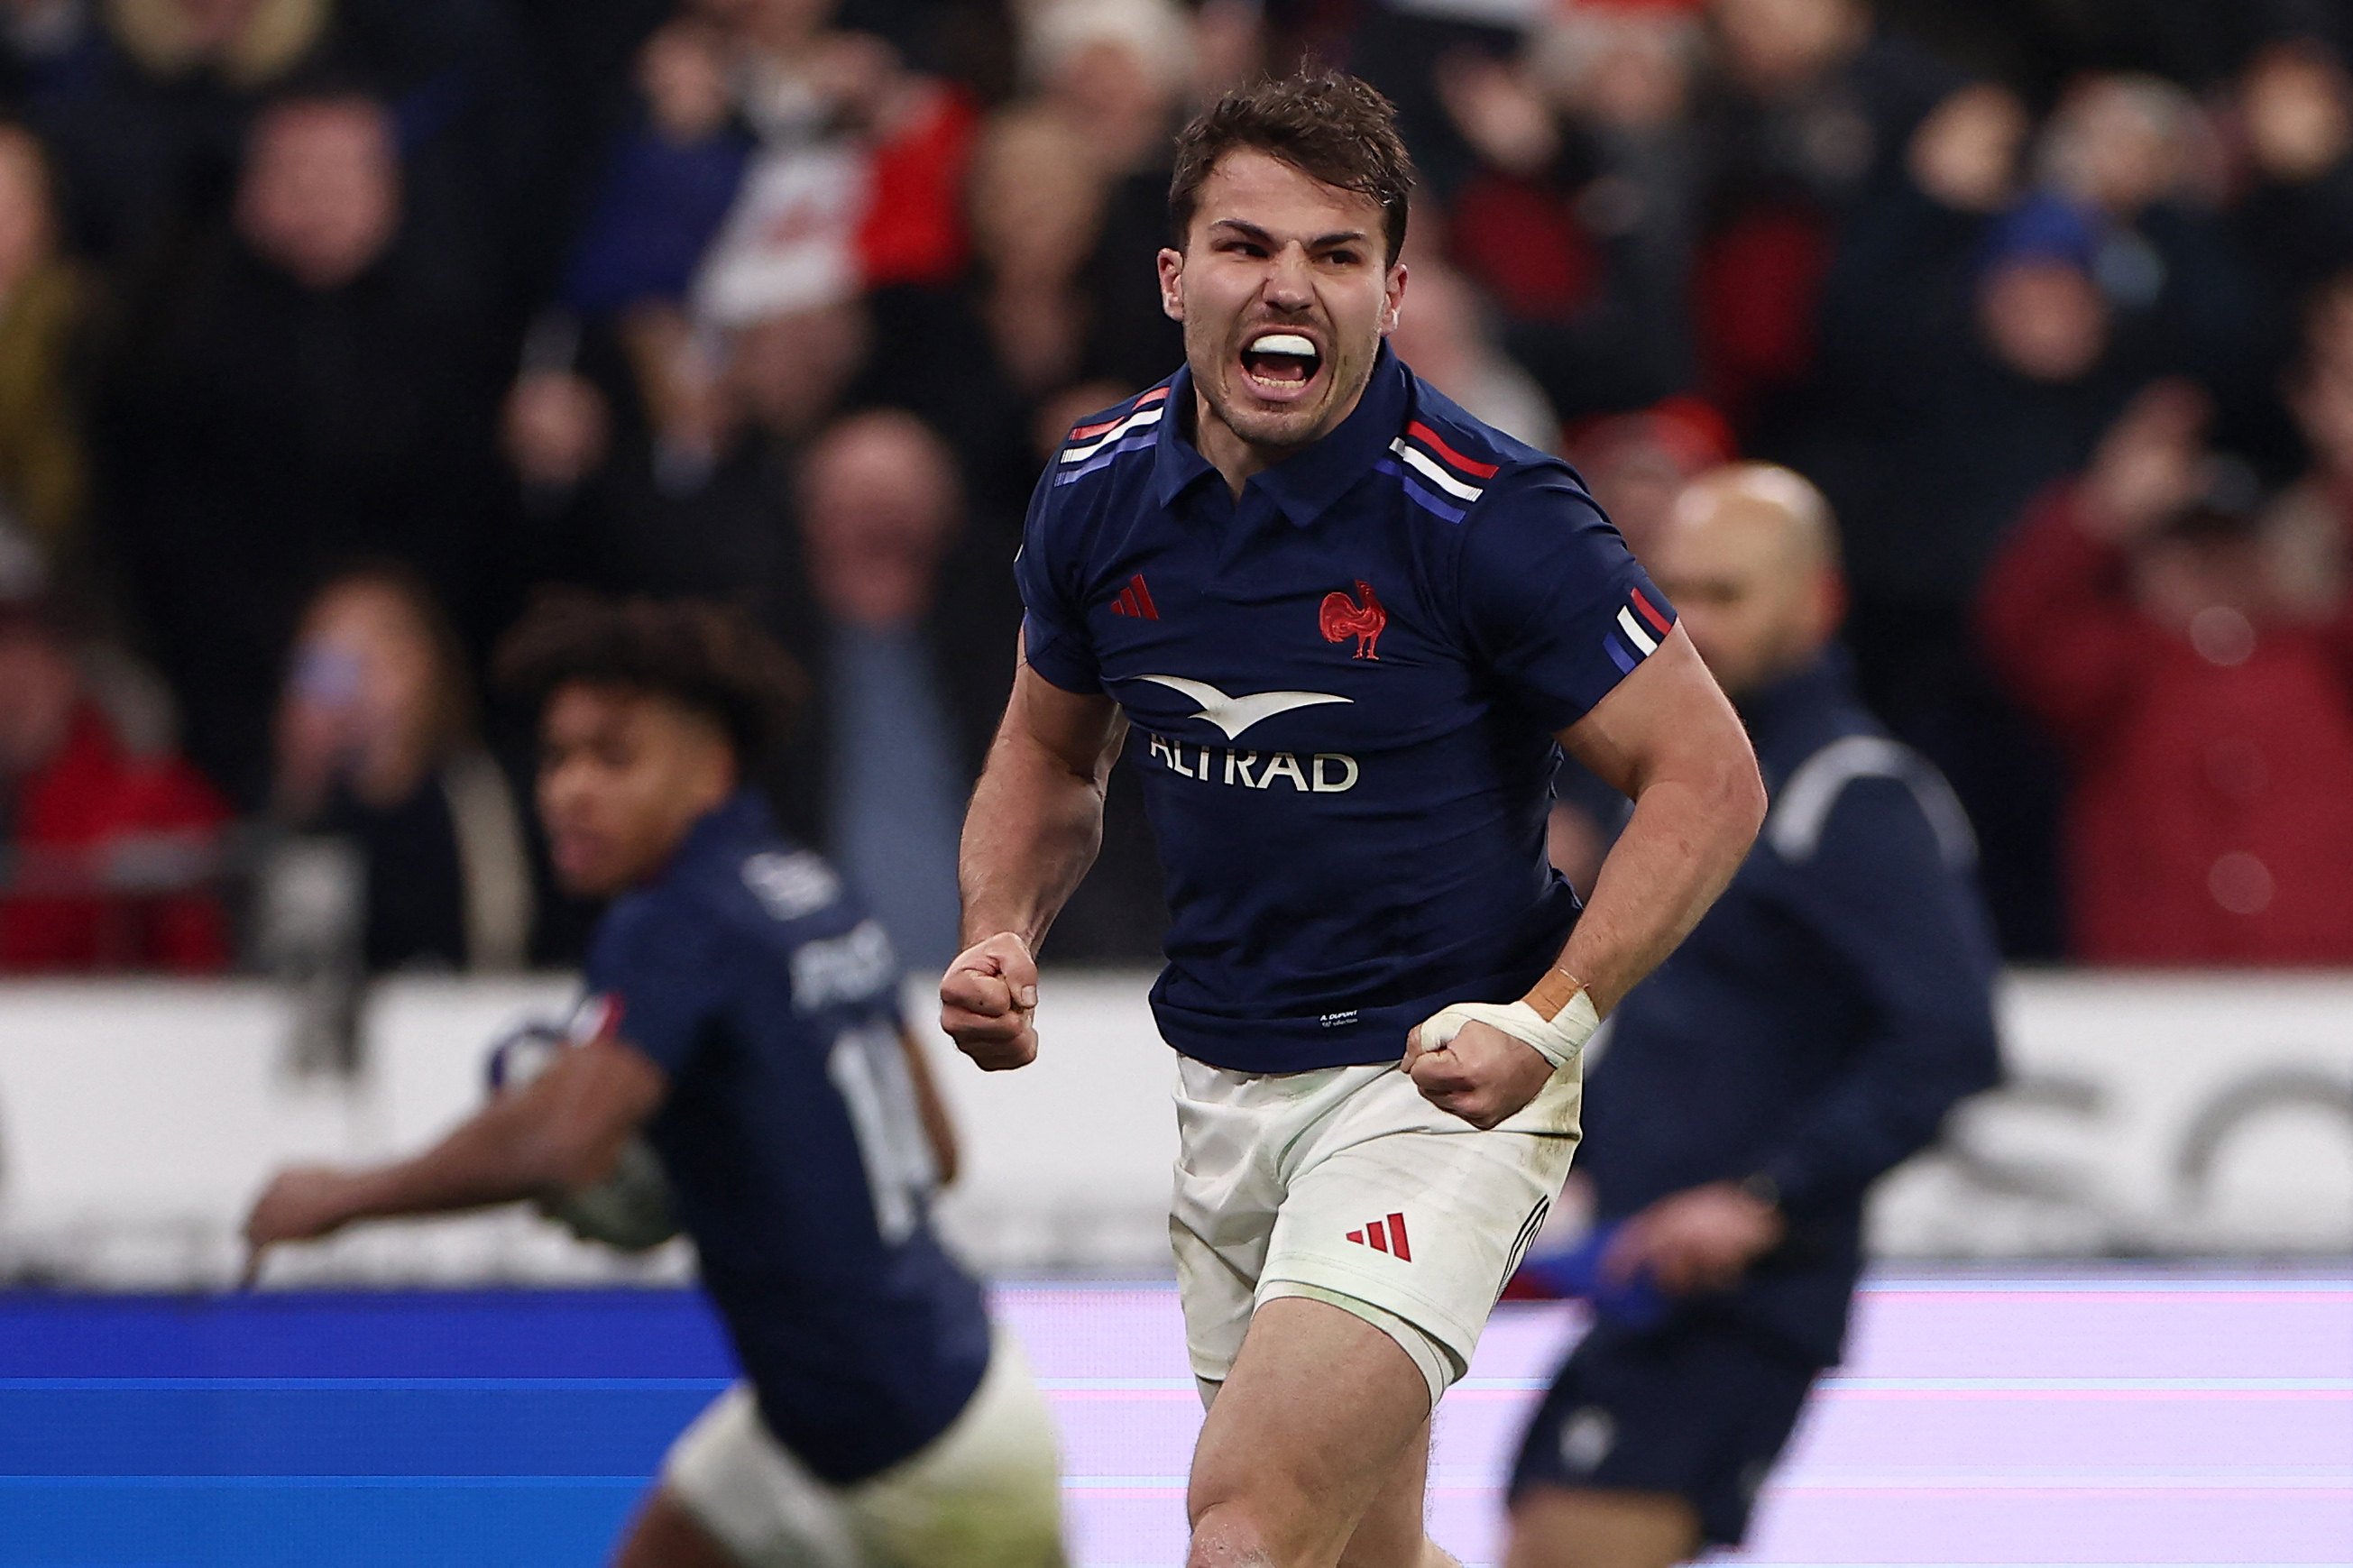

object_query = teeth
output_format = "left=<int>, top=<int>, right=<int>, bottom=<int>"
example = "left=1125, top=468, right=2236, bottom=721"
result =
left=1249, top=333, right=1318, bottom=358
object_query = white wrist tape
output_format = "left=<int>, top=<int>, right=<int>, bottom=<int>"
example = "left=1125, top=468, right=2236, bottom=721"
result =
left=1414, top=991, right=1601, bottom=1073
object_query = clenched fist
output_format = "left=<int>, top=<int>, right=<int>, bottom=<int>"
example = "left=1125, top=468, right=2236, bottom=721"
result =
left=1402, top=1017, right=1556, bottom=1129
left=940, top=932, right=1040, bottom=1070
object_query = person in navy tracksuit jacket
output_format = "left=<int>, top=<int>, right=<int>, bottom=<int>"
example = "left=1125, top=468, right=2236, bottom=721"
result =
left=1509, top=464, right=2003, bottom=1568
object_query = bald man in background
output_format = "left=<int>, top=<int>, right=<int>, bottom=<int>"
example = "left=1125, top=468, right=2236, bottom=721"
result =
left=1504, top=466, right=2002, bottom=1568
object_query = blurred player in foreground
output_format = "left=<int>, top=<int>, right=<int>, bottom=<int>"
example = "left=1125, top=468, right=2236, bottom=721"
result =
left=244, top=593, right=1066, bottom=1568
left=942, top=71, right=1763, bottom=1568
left=1505, top=466, right=2001, bottom=1568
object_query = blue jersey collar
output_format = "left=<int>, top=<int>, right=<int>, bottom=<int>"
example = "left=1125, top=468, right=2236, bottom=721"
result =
left=1152, top=343, right=1411, bottom=527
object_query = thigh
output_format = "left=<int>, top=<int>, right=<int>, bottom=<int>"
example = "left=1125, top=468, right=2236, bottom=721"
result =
left=1188, top=1294, right=1437, bottom=1567
left=1170, top=1058, right=1333, bottom=1388
left=658, top=1385, right=861, bottom=1568
left=844, top=1329, right=1070, bottom=1568
left=1509, top=1318, right=1818, bottom=1549
left=1263, top=1066, right=1579, bottom=1397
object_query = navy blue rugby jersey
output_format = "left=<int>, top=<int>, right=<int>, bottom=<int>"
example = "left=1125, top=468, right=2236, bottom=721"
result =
left=1018, top=344, right=1677, bottom=1073
left=582, top=790, right=989, bottom=1484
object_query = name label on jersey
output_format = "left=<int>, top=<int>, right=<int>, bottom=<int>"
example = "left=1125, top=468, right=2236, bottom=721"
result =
left=1145, top=732, right=1360, bottom=793
left=791, top=920, right=896, bottom=1013
left=742, top=851, right=842, bottom=922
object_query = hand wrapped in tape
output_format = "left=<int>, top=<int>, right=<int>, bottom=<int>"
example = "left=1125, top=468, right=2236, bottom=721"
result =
left=1405, top=990, right=1598, bottom=1131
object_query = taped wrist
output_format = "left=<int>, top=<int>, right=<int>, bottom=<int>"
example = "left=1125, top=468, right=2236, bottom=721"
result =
left=1413, top=987, right=1600, bottom=1074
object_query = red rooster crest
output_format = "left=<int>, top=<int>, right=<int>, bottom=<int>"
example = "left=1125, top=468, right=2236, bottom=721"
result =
left=1319, top=580, right=1386, bottom=660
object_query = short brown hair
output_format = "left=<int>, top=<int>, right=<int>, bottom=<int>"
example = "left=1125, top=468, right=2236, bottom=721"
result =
left=1169, top=69, right=1415, bottom=265
left=493, top=590, right=804, bottom=763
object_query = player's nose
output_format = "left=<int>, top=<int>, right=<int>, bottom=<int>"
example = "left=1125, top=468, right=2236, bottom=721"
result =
left=1261, top=245, right=1314, bottom=308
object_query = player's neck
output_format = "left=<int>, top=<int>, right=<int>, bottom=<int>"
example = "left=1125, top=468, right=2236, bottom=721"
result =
left=1189, top=380, right=1371, bottom=500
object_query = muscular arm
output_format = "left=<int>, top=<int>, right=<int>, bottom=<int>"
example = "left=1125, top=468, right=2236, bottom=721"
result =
left=1549, top=627, right=1767, bottom=1014
left=243, top=1036, right=668, bottom=1270
left=1409, top=628, right=1762, bottom=1127
left=959, top=644, right=1126, bottom=949
left=941, top=638, right=1126, bottom=1069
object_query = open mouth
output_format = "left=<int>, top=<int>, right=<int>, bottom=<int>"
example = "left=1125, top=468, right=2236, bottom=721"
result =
left=1239, top=331, right=1323, bottom=399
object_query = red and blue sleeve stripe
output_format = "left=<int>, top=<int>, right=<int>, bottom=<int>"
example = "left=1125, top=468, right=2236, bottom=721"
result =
left=1604, top=586, right=1675, bottom=674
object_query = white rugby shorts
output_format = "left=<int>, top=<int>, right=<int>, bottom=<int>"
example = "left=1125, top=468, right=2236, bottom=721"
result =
left=661, top=1324, right=1067, bottom=1568
left=1170, top=1051, right=1582, bottom=1410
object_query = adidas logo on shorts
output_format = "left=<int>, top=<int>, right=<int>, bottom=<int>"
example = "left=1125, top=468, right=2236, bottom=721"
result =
left=1346, top=1213, right=1411, bottom=1261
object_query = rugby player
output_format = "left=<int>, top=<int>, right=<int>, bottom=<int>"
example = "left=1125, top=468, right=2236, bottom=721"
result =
left=244, top=593, right=1066, bottom=1568
left=1504, top=467, right=2000, bottom=1568
left=941, top=73, right=1765, bottom=1568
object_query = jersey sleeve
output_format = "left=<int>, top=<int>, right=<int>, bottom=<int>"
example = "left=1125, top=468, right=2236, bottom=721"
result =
left=582, top=894, right=730, bottom=1075
left=1457, top=468, right=1677, bottom=731
left=1013, top=457, right=1103, bottom=694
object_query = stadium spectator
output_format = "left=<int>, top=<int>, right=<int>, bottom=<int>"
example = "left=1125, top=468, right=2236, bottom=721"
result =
left=1432, top=2, right=1702, bottom=417
left=963, top=104, right=1102, bottom=407
left=1508, top=464, right=1999, bottom=1568
left=557, top=14, right=754, bottom=322
left=1979, top=367, right=2353, bottom=965
left=0, top=551, right=230, bottom=973
left=1703, top=0, right=1960, bottom=209
left=271, top=564, right=534, bottom=973
left=768, top=408, right=1006, bottom=973
left=1052, top=0, right=1199, bottom=392
left=1691, top=0, right=1977, bottom=426
left=98, top=88, right=508, bottom=804
left=686, top=0, right=976, bottom=326
left=23, top=0, right=335, bottom=261
left=847, top=100, right=1107, bottom=517
left=1810, top=185, right=2129, bottom=956
left=0, top=123, right=90, bottom=580
left=2233, top=36, right=2353, bottom=318
left=1020, top=0, right=1193, bottom=181
left=2036, top=72, right=2267, bottom=420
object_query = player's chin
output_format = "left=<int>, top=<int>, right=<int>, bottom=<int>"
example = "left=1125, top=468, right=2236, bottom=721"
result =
left=550, top=857, right=622, bottom=900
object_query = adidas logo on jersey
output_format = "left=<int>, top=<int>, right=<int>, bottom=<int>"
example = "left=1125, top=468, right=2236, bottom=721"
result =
left=1110, top=573, right=1159, bottom=619
left=1347, top=1212, right=1412, bottom=1261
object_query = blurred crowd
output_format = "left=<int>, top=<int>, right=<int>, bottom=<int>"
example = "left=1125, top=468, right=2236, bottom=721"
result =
left=0, top=0, right=2348, bottom=980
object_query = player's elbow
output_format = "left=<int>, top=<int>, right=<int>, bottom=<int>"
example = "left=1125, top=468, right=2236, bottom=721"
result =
left=1700, top=741, right=1769, bottom=857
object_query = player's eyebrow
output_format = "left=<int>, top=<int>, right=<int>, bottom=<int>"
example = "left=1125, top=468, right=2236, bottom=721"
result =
left=1208, top=219, right=1370, bottom=252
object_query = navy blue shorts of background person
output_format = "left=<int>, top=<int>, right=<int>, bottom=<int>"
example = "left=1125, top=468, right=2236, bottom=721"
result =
left=1512, top=1310, right=1820, bottom=1547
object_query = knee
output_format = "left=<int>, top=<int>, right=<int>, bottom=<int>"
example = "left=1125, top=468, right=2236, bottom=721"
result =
left=1186, top=1499, right=1281, bottom=1568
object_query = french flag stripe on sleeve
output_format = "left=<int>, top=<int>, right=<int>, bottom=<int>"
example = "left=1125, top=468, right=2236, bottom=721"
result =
left=1605, top=586, right=1676, bottom=674
left=1616, top=605, right=1659, bottom=656
left=1630, top=587, right=1672, bottom=637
